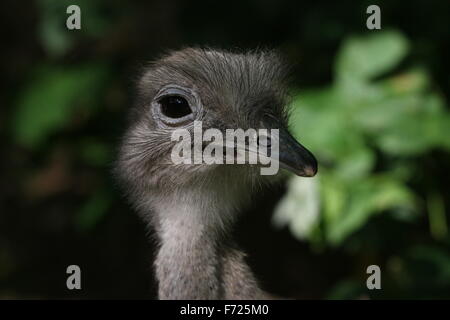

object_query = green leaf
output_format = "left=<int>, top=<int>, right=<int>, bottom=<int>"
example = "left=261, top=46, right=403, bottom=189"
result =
left=335, top=30, right=409, bottom=81
left=12, top=64, right=107, bottom=148
left=39, top=13, right=73, bottom=57
left=75, top=190, right=112, bottom=231
left=375, top=112, right=450, bottom=156
left=353, top=93, right=425, bottom=134
left=321, top=172, right=347, bottom=229
left=326, top=280, right=365, bottom=300
left=383, top=68, right=431, bottom=95
left=79, top=138, right=111, bottom=167
left=335, top=147, right=375, bottom=181
left=289, top=89, right=364, bottom=162
left=327, top=176, right=415, bottom=245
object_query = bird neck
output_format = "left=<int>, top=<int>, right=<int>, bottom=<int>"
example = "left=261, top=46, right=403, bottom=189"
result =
left=151, top=187, right=266, bottom=299
left=155, top=203, right=222, bottom=299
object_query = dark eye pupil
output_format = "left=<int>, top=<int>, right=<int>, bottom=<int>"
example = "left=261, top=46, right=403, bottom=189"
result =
left=159, top=96, right=192, bottom=118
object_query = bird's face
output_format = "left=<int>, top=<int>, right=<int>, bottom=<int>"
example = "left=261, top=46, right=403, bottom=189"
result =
left=118, top=48, right=317, bottom=194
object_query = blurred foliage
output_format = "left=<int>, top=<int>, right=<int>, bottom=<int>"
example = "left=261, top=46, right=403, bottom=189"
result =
left=276, top=30, right=450, bottom=245
left=1, top=0, right=449, bottom=300
left=275, top=30, right=450, bottom=298
left=13, top=64, right=109, bottom=148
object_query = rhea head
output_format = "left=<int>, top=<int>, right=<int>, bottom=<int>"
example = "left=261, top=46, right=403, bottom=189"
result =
left=117, top=48, right=317, bottom=228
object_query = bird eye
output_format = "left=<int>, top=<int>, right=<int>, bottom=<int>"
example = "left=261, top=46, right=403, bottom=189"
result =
left=158, top=95, right=192, bottom=119
left=152, top=86, right=200, bottom=127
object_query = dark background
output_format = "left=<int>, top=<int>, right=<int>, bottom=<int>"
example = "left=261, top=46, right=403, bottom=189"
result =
left=0, top=0, right=449, bottom=299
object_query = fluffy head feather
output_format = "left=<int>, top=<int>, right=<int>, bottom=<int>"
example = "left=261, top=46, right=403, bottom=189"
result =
left=116, top=48, right=291, bottom=226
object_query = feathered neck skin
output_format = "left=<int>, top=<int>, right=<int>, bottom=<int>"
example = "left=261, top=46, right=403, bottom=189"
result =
left=145, top=174, right=268, bottom=299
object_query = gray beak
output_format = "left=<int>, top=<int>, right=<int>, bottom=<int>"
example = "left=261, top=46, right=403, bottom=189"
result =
left=277, top=127, right=318, bottom=177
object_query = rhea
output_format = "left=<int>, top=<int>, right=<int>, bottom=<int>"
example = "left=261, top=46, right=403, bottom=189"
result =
left=116, top=48, right=317, bottom=299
